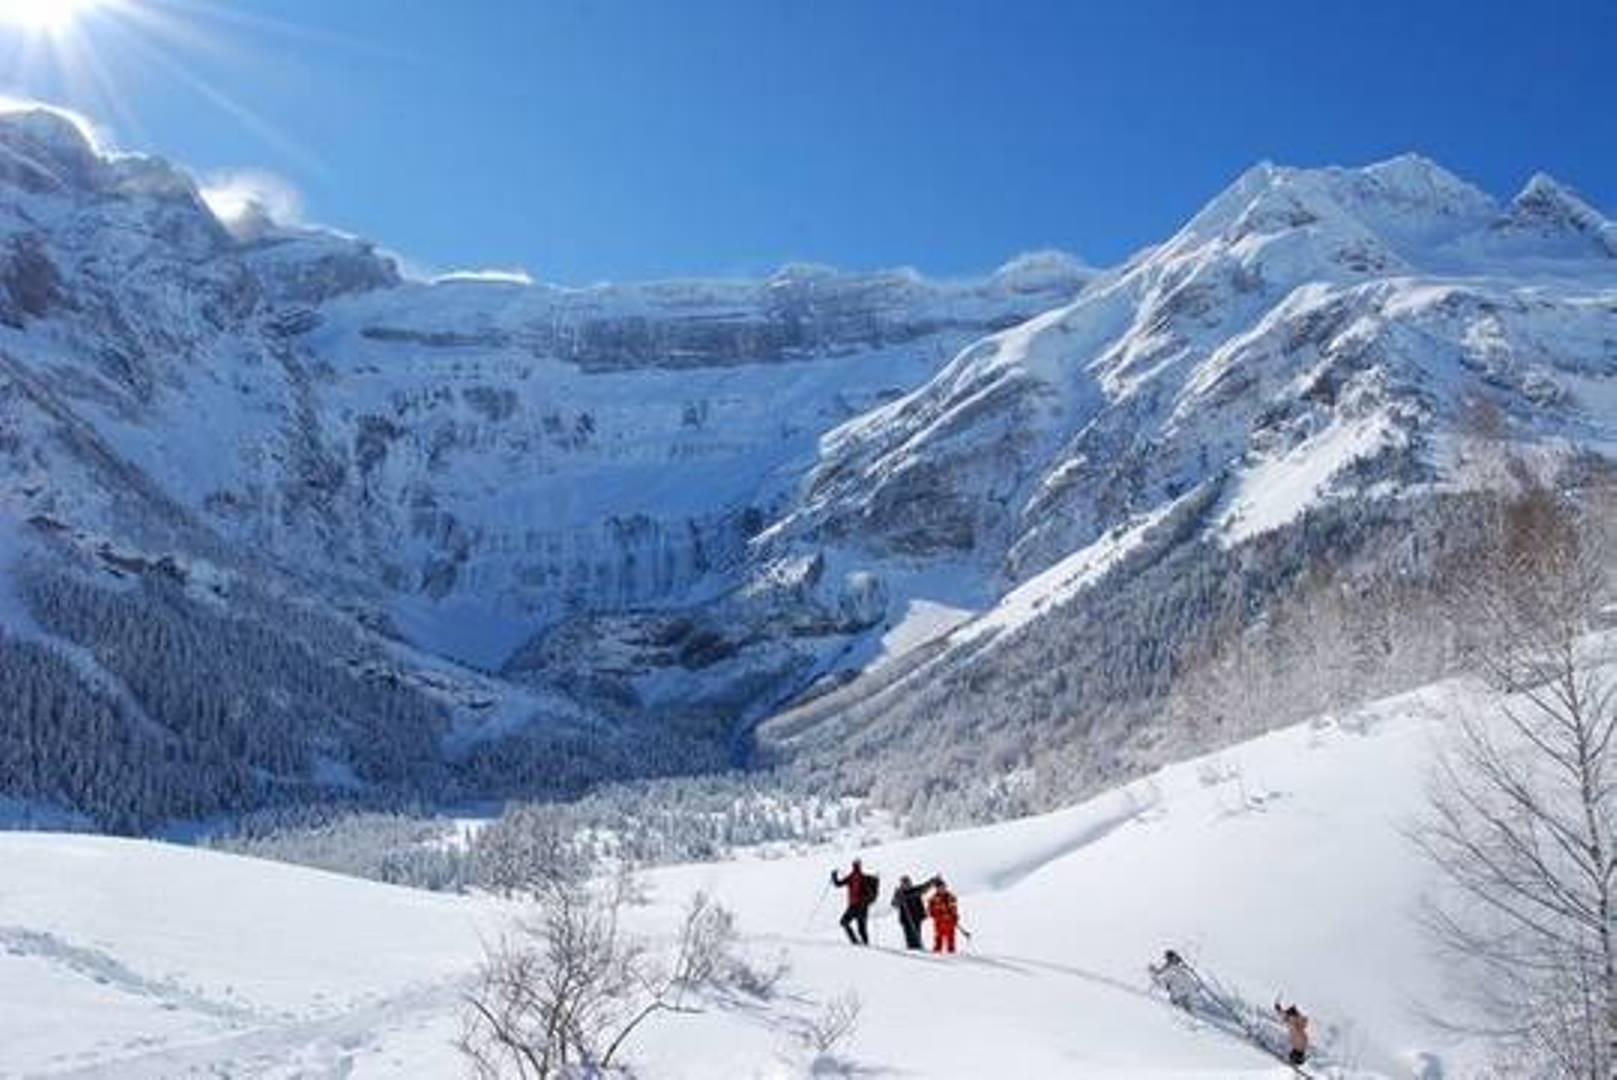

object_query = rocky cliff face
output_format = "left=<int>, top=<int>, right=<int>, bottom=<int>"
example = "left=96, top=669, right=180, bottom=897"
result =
left=283, top=251, right=1090, bottom=674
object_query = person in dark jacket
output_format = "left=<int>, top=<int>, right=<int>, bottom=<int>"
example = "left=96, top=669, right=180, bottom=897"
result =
left=890, top=875, right=939, bottom=950
left=831, top=859, right=874, bottom=945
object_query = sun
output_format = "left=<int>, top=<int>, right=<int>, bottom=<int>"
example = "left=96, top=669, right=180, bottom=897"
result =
left=0, top=0, right=101, bottom=36
left=0, top=0, right=328, bottom=173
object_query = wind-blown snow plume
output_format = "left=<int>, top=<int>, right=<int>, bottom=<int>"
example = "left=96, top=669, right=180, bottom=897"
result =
left=198, top=167, right=304, bottom=240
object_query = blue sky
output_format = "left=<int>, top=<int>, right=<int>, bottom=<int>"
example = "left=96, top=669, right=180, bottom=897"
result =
left=5, top=0, right=1615, bottom=283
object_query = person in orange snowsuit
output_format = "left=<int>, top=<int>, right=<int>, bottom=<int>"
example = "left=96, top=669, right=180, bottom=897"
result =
left=927, top=878, right=960, bottom=953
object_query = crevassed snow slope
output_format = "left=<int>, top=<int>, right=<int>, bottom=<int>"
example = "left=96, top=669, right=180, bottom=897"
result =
left=0, top=682, right=1479, bottom=1079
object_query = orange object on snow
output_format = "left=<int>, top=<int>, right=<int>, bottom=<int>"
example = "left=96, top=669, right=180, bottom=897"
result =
left=1275, top=1002, right=1309, bottom=1065
left=1285, top=1009, right=1308, bottom=1051
left=928, top=884, right=959, bottom=953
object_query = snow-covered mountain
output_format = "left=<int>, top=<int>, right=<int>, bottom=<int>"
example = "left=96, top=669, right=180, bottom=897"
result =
left=3, top=98, right=1617, bottom=830
left=0, top=106, right=1089, bottom=655
left=754, top=155, right=1617, bottom=800
left=0, top=105, right=1095, bottom=826
left=777, top=155, right=1617, bottom=573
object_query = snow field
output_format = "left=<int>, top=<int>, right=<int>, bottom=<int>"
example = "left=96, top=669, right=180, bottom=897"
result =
left=0, top=680, right=1483, bottom=1078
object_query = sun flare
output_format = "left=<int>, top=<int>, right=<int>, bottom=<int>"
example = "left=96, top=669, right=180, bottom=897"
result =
left=0, top=0, right=100, bottom=36
left=1, top=0, right=328, bottom=174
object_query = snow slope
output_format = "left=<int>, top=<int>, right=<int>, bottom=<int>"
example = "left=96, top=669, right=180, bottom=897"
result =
left=0, top=679, right=1483, bottom=1078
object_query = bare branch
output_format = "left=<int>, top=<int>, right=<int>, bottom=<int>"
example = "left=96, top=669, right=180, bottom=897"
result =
left=1417, top=475, right=1617, bottom=1078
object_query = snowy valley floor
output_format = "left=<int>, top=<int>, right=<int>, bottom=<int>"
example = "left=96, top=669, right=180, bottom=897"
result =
left=0, top=684, right=1484, bottom=1079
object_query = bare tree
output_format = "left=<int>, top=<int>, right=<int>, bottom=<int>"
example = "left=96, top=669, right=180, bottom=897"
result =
left=459, top=881, right=778, bottom=1079
left=459, top=880, right=638, bottom=1079
left=1414, top=478, right=1617, bottom=1078
left=469, top=805, right=593, bottom=899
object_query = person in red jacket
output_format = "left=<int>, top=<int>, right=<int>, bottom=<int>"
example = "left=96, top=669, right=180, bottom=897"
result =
left=831, top=859, right=874, bottom=945
left=927, top=878, right=960, bottom=953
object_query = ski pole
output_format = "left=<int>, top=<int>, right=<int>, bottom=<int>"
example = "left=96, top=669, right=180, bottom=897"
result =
left=804, top=878, right=832, bottom=931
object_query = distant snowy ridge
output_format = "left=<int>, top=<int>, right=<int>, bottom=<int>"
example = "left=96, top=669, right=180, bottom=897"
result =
left=767, top=154, right=1617, bottom=660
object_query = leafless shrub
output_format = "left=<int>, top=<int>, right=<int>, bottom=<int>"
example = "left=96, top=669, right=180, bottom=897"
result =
left=801, top=989, right=862, bottom=1055
left=459, top=882, right=773, bottom=1078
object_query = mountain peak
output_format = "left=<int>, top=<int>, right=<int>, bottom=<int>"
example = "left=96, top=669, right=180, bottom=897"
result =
left=1518, top=170, right=1582, bottom=202
left=992, top=249, right=1092, bottom=292
left=0, top=104, right=99, bottom=155
left=1263, top=154, right=1496, bottom=228
left=1169, top=154, right=1501, bottom=269
left=1358, top=152, right=1480, bottom=199
left=1511, top=172, right=1611, bottom=229
left=1493, top=172, right=1617, bottom=257
left=0, top=104, right=102, bottom=194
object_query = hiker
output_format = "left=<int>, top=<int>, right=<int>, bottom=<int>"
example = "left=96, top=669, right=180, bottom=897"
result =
left=831, top=859, right=876, bottom=945
left=1274, top=1000, right=1309, bottom=1066
left=926, top=877, right=960, bottom=953
left=891, top=874, right=938, bottom=950
left=1148, top=949, right=1198, bottom=1010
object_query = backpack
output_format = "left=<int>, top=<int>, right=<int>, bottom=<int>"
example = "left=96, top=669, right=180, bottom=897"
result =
left=861, top=873, right=880, bottom=905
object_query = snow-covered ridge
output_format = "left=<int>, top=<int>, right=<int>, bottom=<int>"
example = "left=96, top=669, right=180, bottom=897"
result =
left=777, top=151, right=1617, bottom=576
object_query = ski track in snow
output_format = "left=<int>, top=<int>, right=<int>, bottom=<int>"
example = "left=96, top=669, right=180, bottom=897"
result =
left=31, top=979, right=470, bottom=1080
left=0, top=926, right=259, bottom=1025
left=753, top=933, right=1153, bottom=1001
left=0, top=919, right=474, bottom=1080
left=0, top=914, right=474, bottom=1080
